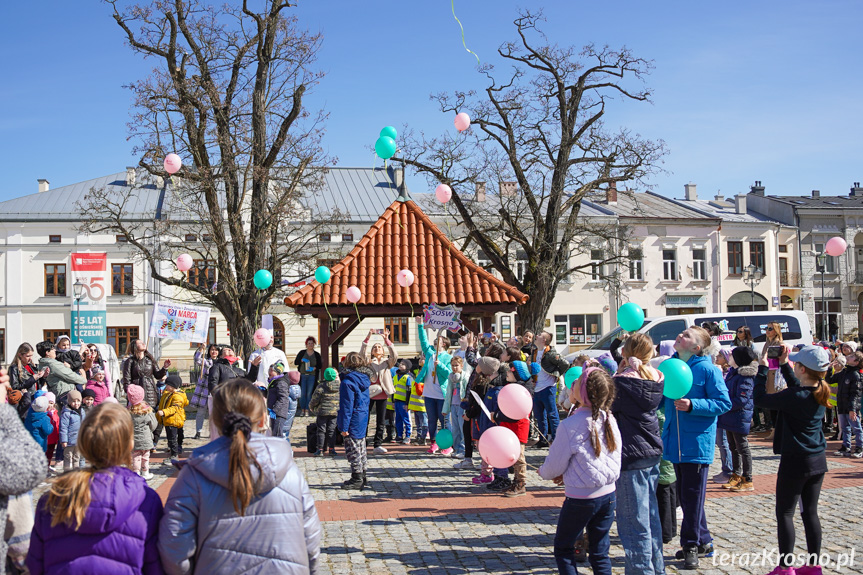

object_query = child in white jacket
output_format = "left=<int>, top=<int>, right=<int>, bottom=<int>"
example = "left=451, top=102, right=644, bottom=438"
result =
left=538, top=367, right=622, bottom=575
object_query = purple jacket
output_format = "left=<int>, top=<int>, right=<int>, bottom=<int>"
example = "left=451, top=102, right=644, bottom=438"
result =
left=27, top=466, right=164, bottom=575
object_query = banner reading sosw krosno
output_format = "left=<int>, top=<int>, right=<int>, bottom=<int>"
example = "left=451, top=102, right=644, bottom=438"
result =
left=148, top=302, right=211, bottom=343
left=70, top=253, right=107, bottom=343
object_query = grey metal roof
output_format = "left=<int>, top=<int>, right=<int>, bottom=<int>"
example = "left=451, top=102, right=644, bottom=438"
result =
left=414, top=192, right=615, bottom=219
left=755, top=193, right=863, bottom=209
left=597, top=191, right=718, bottom=220
left=672, top=198, right=774, bottom=223
left=309, top=167, right=402, bottom=221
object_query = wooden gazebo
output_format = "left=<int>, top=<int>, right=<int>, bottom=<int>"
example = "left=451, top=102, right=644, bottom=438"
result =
left=284, top=185, right=529, bottom=370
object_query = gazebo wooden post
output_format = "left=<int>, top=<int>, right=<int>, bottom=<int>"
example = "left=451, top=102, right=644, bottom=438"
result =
left=317, top=314, right=331, bottom=372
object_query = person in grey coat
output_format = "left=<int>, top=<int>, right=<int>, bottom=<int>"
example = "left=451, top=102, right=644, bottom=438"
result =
left=159, top=378, right=321, bottom=574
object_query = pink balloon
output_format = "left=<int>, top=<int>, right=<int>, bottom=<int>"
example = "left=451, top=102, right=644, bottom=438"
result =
left=253, top=328, right=270, bottom=347
left=397, top=269, right=415, bottom=288
left=454, top=112, right=471, bottom=132
left=164, top=153, right=182, bottom=175
left=498, top=384, right=533, bottom=420
left=346, top=286, right=362, bottom=303
left=478, top=426, right=521, bottom=468
left=176, top=254, right=193, bottom=272
left=435, top=184, right=452, bottom=203
left=825, top=237, right=847, bottom=257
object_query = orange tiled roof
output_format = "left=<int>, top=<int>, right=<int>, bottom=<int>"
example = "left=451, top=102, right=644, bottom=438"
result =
left=285, top=199, right=529, bottom=309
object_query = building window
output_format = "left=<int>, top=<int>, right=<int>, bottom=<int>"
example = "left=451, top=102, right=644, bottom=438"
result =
left=45, top=264, right=67, bottom=296
left=590, top=249, right=604, bottom=280
left=116, top=234, right=128, bottom=243
left=662, top=249, right=677, bottom=281
left=515, top=250, right=528, bottom=282
left=385, top=317, right=409, bottom=344
left=750, top=241, right=765, bottom=272
left=814, top=243, right=836, bottom=273
left=560, top=314, right=604, bottom=345
left=476, top=250, right=493, bottom=269
left=43, top=329, right=70, bottom=344
left=49, top=235, right=61, bottom=243
left=112, top=264, right=134, bottom=295
left=202, top=234, right=212, bottom=242
left=778, top=244, right=788, bottom=253
left=727, top=241, right=743, bottom=276
left=189, top=259, right=216, bottom=288
left=342, top=233, right=353, bottom=243
left=814, top=300, right=841, bottom=340
left=315, top=258, right=339, bottom=270
left=191, top=318, right=217, bottom=348
left=318, top=233, right=331, bottom=242
left=185, top=233, right=197, bottom=242
left=692, top=248, right=706, bottom=280
left=628, top=247, right=643, bottom=280
left=107, top=326, right=139, bottom=357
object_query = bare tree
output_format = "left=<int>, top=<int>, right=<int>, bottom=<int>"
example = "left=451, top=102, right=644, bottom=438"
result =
left=396, top=11, right=666, bottom=333
left=81, top=0, right=340, bottom=357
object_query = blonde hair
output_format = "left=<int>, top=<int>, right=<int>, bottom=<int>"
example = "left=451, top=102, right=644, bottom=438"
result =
left=688, top=326, right=712, bottom=356
left=767, top=321, right=784, bottom=343
left=450, top=356, right=464, bottom=367
left=46, top=403, right=133, bottom=529
left=622, top=333, right=656, bottom=379
left=343, top=352, right=366, bottom=371
left=582, top=370, right=618, bottom=457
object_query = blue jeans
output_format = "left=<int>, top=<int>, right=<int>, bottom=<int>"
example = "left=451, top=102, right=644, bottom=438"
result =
left=533, top=386, right=560, bottom=443
left=716, top=429, right=732, bottom=475
left=554, top=493, right=616, bottom=575
left=394, top=401, right=411, bottom=439
left=425, top=397, right=447, bottom=442
left=299, top=374, right=316, bottom=411
left=448, top=403, right=465, bottom=456
left=615, top=465, right=665, bottom=575
left=839, top=413, right=863, bottom=450
left=412, top=411, right=428, bottom=439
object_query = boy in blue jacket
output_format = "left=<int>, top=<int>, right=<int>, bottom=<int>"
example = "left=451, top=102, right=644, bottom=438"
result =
left=24, top=396, right=54, bottom=451
left=337, top=352, right=373, bottom=491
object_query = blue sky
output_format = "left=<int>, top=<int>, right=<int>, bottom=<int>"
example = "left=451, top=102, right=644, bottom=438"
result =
left=1, top=1, right=861, bottom=203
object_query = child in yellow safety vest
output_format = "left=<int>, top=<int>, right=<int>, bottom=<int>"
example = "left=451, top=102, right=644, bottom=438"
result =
left=407, top=360, right=428, bottom=445
left=391, top=359, right=413, bottom=445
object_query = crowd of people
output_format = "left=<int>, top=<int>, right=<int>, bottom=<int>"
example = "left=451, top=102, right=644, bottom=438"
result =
left=0, top=317, right=855, bottom=575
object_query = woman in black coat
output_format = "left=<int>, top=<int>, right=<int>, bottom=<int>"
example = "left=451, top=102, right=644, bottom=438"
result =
left=121, top=339, right=170, bottom=409
left=8, top=343, right=48, bottom=418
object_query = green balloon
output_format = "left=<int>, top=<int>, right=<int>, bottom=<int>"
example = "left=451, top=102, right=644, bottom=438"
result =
left=314, top=266, right=331, bottom=284
left=564, top=366, right=583, bottom=389
left=324, top=367, right=338, bottom=381
left=380, top=126, right=398, bottom=141
left=617, top=302, right=645, bottom=332
left=435, top=429, right=454, bottom=450
left=658, top=358, right=693, bottom=400
left=253, top=269, right=273, bottom=290
left=375, top=136, right=397, bottom=160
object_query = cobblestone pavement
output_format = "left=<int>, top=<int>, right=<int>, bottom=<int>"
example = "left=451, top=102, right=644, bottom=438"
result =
left=34, top=409, right=863, bottom=574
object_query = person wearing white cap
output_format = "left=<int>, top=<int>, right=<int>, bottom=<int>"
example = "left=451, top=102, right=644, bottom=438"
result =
left=248, top=331, right=288, bottom=390
left=753, top=345, right=831, bottom=575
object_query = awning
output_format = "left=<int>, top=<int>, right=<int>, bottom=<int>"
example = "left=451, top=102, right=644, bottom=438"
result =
left=665, top=293, right=707, bottom=308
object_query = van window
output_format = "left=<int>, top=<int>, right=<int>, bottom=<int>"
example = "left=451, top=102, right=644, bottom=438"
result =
left=694, top=316, right=749, bottom=345
left=645, top=319, right=687, bottom=346
left=694, top=315, right=803, bottom=344
left=588, top=320, right=650, bottom=350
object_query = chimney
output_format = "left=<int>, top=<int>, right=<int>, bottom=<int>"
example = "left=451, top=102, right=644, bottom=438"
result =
left=811, top=189, right=820, bottom=199
left=735, top=194, right=747, bottom=214
left=606, top=181, right=618, bottom=204
left=500, top=181, right=517, bottom=197
left=750, top=180, right=765, bottom=196
left=714, top=192, right=724, bottom=202
left=475, top=181, right=486, bottom=202
left=126, top=167, right=136, bottom=187
left=684, top=182, right=697, bottom=201
left=37, top=179, right=50, bottom=193
left=851, top=182, right=863, bottom=197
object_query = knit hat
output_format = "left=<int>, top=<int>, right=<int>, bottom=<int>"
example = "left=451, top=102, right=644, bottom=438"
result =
left=529, top=362, right=541, bottom=376
left=270, top=361, right=286, bottom=376
left=731, top=346, right=758, bottom=367
left=55, top=335, right=71, bottom=347
left=82, top=388, right=97, bottom=399
left=397, top=358, right=412, bottom=371
left=164, top=374, right=183, bottom=389
left=841, top=341, right=858, bottom=353
left=477, top=356, right=501, bottom=376
left=596, top=352, right=618, bottom=375
left=287, top=371, right=301, bottom=385
left=127, top=384, right=145, bottom=406
left=511, top=360, right=531, bottom=382
left=43, top=391, right=55, bottom=403
left=67, top=389, right=82, bottom=403
left=659, top=340, right=675, bottom=357
left=324, top=367, right=338, bottom=381
left=717, top=347, right=733, bottom=364
left=32, top=396, right=49, bottom=412
left=835, top=353, right=847, bottom=367
left=102, top=396, right=119, bottom=404
left=90, top=365, right=103, bottom=375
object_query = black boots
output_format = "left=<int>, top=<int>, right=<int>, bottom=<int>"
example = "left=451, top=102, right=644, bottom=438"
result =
left=383, top=427, right=395, bottom=443
left=342, top=472, right=363, bottom=490
left=362, top=472, right=368, bottom=489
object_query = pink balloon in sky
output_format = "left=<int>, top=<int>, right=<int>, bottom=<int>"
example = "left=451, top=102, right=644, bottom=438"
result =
left=498, top=384, right=533, bottom=420
left=176, top=254, right=193, bottom=272
left=825, top=237, right=847, bottom=257
left=164, top=153, right=182, bottom=175
left=397, top=269, right=415, bottom=288
left=435, top=184, right=452, bottom=203
left=346, top=286, right=362, bottom=303
left=478, top=426, right=521, bottom=468
left=454, top=112, right=471, bottom=132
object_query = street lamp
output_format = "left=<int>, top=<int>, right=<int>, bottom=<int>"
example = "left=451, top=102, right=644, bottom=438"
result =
left=72, top=279, right=85, bottom=343
left=742, top=263, right=764, bottom=311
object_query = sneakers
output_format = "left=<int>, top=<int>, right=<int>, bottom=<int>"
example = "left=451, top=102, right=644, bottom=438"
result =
left=314, top=450, right=325, bottom=457
left=796, top=565, right=823, bottom=575
left=712, top=472, right=731, bottom=484
left=834, top=446, right=850, bottom=457
left=472, top=474, right=493, bottom=484
left=141, top=472, right=154, bottom=480
left=193, top=432, right=201, bottom=440
left=764, top=567, right=796, bottom=575
left=533, top=440, right=550, bottom=449
left=730, top=479, right=754, bottom=492
left=681, top=547, right=698, bottom=570
left=503, top=480, right=526, bottom=497
left=721, top=473, right=742, bottom=489
left=440, top=447, right=453, bottom=456
left=401, top=437, right=411, bottom=445
left=453, top=458, right=476, bottom=470
left=676, top=543, right=714, bottom=559
left=395, top=436, right=403, bottom=443
left=852, top=447, right=863, bottom=459
left=328, top=449, right=337, bottom=456
left=427, top=442, right=440, bottom=454
left=373, top=446, right=388, bottom=455
left=487, top=477, right=512, bottom=492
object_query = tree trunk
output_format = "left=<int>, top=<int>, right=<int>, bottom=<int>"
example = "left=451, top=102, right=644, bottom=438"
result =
left=517, top=271, right=557, bottom=337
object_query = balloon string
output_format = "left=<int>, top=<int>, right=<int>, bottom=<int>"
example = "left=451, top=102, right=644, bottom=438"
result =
left=451, top=0, right=480, bottom=65
left=353, top=302, right=362, bottom=325
left=395, top=211, right=405, bottom=230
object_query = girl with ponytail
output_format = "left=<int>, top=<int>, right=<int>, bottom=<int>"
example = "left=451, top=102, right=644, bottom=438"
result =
left=27, top=402, right=164, bottom=574
left=158, top=378, right=321, bottom=575
left=538, top=368, right=621, bottom=575
left=754, top=345, right=831, bottom=575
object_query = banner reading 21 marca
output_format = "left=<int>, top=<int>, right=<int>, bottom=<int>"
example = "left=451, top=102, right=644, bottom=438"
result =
left=148, top=302, right=211, bottom=343
left=70, top=253, right=107, bottom=343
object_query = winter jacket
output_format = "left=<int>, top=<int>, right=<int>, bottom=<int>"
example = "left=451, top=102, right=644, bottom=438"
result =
left=443, top=369, right=472, bottom=414
left=415, top=322, right=452, bottom=398
left=337, top=368, right=372, bottom=439
left=611, top=366, right=665, bottom=471
left=28, top=466, right=163, bottom=575
left=158, top=434, right=321, bottom=575
left=717, top=363, right=757, bottom=435
left=267, top=375, right=301, bottom=419
left=538, top=407, right=622, bottom=499
left=132, top=408, right=158, bottom=451
left=493, top=380, right=532, bottom=444
left=661, top=353, right=732, bottom=464
left=86, top=378, right=111, bottom=405
left=830, top=365, right=863, bottom=414
left=9, top=362, right=39, bottom=394
left=24, top=409, right=54, bottom=450
left=656, top=405, right=676, bottom=486
left=157, top=390, right=189, bottom=428
left=122, top=355, right=168, bottom=409
left=59, top=406, right=84, bottom=445
left=38, top=357, right=86, bottom=401
left=56, top=349, right=84, bottom=373
left=47, top=409, right=59, bottom=445
left=207, top=358, right=248, bottom=395
left=309, top=378, right=340, bottom=417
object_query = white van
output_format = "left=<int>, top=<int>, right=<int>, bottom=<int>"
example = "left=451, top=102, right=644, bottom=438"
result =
left=564, top=310, right=813, bottom=362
